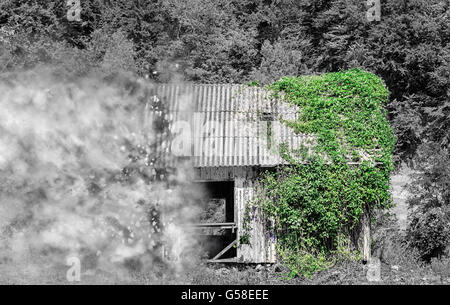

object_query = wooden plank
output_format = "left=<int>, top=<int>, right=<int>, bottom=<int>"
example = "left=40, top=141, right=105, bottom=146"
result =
left=207, top=258, right=238, bottom=263
left=190, top=223, right=237, bottom=233
left=194, top=166, right=237, bottom=181
left=362, top=207, right=371, bottom=263
left=191, top=222, right=237, bottom=228
left=211, top=238, right=238, bottom=260
left=235, top=177, right=277, bottom=263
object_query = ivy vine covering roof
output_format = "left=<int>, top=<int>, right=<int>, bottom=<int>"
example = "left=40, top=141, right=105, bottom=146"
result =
left=269, top=68, right=394, bottom=167
left=145, top=69, right=392, bottom=168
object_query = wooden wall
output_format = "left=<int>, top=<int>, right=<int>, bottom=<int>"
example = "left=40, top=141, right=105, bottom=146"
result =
left=194, top=166, right=277, bottom=263
left=234, top=176, right=276, bottom=264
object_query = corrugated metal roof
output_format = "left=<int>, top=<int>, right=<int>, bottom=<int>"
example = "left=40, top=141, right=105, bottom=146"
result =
left=144, top=84, right=314, bottom=168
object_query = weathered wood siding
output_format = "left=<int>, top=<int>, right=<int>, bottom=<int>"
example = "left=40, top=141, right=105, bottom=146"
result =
left=235, top=176, right=276, bottom=263
left=194, top=166, right=261, bottom=181
left=194, top=167, right=276, bottom=263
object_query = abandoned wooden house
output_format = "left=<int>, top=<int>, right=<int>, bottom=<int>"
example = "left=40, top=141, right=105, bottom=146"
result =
left=144, top=83, right=372, bottom=264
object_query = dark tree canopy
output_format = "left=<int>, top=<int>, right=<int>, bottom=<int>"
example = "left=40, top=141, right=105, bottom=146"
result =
left=0, top=0, right=449, bottom=161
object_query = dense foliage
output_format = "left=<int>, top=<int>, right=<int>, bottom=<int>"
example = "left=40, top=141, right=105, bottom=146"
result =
left=257, top=69, right=395, bottom=277
left=0, top=0, right=449, bottom=269
left=407, top=143, right=450, bottom=262
left=1, top=0, right=448, bottom=161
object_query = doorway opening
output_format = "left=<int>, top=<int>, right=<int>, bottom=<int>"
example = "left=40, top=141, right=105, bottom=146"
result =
left=194, top=181, right=237, bottom=261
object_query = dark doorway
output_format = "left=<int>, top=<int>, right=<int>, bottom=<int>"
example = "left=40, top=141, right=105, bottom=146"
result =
left=195, top=181, right=236, bottom=260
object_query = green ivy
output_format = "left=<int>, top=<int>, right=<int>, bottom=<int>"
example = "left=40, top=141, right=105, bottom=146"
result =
left=247, top=80, right=261, bottom=87
left=239, top=204, right=252, bottom=245
left=257, top=68, right=395, bottom=277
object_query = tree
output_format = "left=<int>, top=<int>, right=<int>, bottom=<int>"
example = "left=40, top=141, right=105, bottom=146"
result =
left=407, top=143, right=450, bottom=261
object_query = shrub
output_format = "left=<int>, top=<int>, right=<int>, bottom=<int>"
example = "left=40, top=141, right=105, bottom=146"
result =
left=406, top=143, right=450, bottom=262
left=256, top=69, right=395, bottom=277
left=407, top=207, right=450, bottom=262
left=278, top=247, right=332, bottom=279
